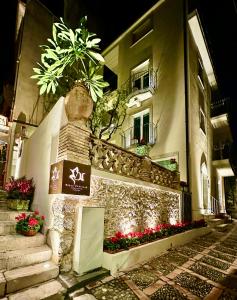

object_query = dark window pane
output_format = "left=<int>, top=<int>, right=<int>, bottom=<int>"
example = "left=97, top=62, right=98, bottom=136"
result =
left=200, top=111, right=206, bottom=134
left=134, top=78, right=141, bottom=90
left=134, top=117, right=141, bottom=141
left=143, top=113, right=149, bottom=143
left=143, top=73, right=149, bottom=88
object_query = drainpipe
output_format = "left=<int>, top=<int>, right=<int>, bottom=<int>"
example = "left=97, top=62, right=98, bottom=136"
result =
left=183, top=0, right=190, bottom=192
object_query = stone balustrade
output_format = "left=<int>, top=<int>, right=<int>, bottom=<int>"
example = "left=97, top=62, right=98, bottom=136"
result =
left=90, top=137, right=179, bottom=189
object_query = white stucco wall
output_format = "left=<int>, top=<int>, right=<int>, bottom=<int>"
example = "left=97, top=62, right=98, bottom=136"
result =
left=188, top=29, right=213, bottom=219
left=16, top=98, right=67, bottom=226
left=104, top=0, right=187, bottom=182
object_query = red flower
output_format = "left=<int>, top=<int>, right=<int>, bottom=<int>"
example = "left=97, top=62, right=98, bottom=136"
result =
left=41, top=215, right=45, bottom=220
left=28, top=218, right=38, bottom=227
left=34, top=210, right=39, bottom=215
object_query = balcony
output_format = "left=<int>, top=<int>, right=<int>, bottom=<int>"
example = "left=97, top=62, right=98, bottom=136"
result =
left=213, top=143, right=230, bottom=161
left=211, top=97, right=229, bottom=117
left=121, top=122, right=157, bottom=149
left=122, top=68, right=157, bottom=108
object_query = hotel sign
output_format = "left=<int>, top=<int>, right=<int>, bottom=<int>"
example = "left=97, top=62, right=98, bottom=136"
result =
left=49, top=160, right=91, bottom=195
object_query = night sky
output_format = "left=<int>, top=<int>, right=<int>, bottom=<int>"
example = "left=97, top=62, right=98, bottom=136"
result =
left=1, top=0, right=237, bottom=137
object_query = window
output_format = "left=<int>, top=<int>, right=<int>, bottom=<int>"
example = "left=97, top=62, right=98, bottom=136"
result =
left=133, top=109, right=150, bottom=144
left=132, top=19, right=152, bottom=45
left=200, top=110, right=206, bottom=134
left=199, top=88, right=206, bottom=134
left=131, top=59, right=150, bottom=92
left=198, top=58, right=204, bottom=89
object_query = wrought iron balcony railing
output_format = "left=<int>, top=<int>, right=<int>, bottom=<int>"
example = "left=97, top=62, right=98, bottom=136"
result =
left=213, top=142, right=231, bottom=160
left=121, top=68, right=157, bottom=105
left=211, top=97, right=230, bottom=117
left=121, top=122, right=157, bottom=149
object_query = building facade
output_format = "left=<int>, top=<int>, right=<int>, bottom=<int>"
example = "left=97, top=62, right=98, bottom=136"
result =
left=102, top=0, right=219, bottom=219
left=6, top=0, right=235, bottom=222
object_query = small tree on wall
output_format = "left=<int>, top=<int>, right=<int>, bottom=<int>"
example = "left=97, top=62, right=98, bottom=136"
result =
left=90, top=89, right=128, bottom=140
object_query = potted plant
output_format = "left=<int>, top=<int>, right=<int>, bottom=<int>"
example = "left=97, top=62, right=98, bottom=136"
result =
left=15, top=210, right=45, bottom=236
left=135, top=138, right=150, bottom=157
left=5, top=177, right=35, bottom=210
left=31, top=16, right=109, bottom=127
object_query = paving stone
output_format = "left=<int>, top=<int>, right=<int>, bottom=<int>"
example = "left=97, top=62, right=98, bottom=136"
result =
left=192, top=239, right=214, bottom=247
left=176, top=247, right=198, bottom=258
left=208, top=250, right=235, bottom=263
left=220, top=275, right=237, bottom=291
left=150, top=284, right=187, bottom=300
left=174, top=272, right=213, bottom=298
left=126, top=268, right=159, bottom=290
left=149, top=259, right=176, bottom=275
left=218, top=289, right=237, bottom=300
left=185, top=243, right=205, bottom=253
left=200, top=256, right=231, bottom=270
left=222, top=241, right=237, bottom=250
left=189, top=262, right=226, bottom=283
left=215, top=245, right=237, bottom=256
left=161, top=250, right=189, bottom=266
left=90, top=278, right=138, bottom=300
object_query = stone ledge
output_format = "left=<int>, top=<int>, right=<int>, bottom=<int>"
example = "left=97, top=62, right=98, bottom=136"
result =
left=102, top=227, right=212, bottom=276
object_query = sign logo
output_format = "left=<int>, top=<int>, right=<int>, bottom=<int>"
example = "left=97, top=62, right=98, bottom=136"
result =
left=69, top=167, right=85, bottom=185
left=49, top=160, right=91, bottom=195
left=51, top=166, right=60, bottom=181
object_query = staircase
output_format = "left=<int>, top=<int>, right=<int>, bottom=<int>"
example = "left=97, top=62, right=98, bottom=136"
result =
left=203, top=213, right=230, bottom=232
left=0, top=196, right=65, bottom=299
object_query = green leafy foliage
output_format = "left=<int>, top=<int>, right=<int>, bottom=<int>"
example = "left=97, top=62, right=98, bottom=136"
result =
left=31, top=16, right=108, bottom=102
left=90, top=89, right=128, bottom=140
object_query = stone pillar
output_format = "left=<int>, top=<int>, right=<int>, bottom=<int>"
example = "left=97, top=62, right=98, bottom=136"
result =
left=49, top=122, right=104, bottom=274
left=57, top=122, right=91, bottom=165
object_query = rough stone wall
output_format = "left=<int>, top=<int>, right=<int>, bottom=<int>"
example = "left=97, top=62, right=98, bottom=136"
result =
left=50, top=173, right=180, bottom=273
left=91, top=175, right=181, bottom=238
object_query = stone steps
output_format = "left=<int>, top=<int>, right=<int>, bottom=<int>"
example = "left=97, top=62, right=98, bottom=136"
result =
left=0, top=245, right=52, bottom=271
left=207, top=218, right=224, bottom=228
left=0, top=233, right=45, bottom=252
left=7, top=279, right=65, bottom=300
left=203, top=214, right=216, bottom=221
left=0, top=221, right=16, bottom=235
left=0, top=210, right=29, bottom=221
left=0, top=203, right=7, bottom=210
left=216, top=223, right=230, bottom=232
left=4, top=260, right=59, bottom=294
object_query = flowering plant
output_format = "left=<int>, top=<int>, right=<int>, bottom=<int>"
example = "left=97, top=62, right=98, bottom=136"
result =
left=15, top=210, right=45, bottom=233
left=5, top=176, right=34, bottom=200
left=104, top=219, right=207, bottom=252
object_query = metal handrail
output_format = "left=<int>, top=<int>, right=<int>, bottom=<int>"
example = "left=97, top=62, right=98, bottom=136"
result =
left=120, top=68, right=157, bottom=99
left=211, top=196, right=220, bottom=215
left=121, top=122, right=157, bottom=149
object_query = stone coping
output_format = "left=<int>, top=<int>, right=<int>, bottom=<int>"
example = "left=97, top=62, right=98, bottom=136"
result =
left=102, top=227, right=212, bottom=275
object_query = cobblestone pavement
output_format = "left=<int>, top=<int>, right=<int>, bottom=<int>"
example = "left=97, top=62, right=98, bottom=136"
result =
left=74, top=223, right=237, bottom=300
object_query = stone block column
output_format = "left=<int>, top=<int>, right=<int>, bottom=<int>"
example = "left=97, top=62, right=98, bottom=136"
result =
left=49, top=122, right=105, bottom=274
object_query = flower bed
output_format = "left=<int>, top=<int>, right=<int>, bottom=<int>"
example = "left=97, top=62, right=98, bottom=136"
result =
left=103, top=225, right=211, bottom=275
left=104, top=219, right=206, bottom=253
